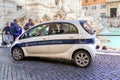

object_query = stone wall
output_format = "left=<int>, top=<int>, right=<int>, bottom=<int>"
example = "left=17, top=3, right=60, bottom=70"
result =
left=0, top=0, right=17, bottom=29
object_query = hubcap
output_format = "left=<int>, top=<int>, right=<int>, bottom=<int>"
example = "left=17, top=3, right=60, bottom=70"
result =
left=13, top=48, right=22, bottom=60
left=75, top=52, right=89, bottom=67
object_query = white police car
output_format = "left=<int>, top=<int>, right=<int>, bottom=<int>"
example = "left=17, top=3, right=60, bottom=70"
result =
left=11, top=20, right=95, bottom=68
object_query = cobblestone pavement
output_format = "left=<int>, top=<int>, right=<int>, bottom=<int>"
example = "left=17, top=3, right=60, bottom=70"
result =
left=0, top=48, right=120, bottom=80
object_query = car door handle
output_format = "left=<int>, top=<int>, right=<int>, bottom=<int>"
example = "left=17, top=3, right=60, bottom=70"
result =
left=42, top=38, right=46, bottom=40
left=69, top=36, right=74, bottom=38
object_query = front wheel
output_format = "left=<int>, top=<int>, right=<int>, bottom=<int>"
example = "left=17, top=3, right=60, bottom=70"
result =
left=73, top=50, right=91, bottom=68
left=11, top=47, right=24, bottom=61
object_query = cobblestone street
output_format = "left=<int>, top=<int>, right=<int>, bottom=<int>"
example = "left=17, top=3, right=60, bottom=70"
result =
left=0, top=48, right=120, bottom=80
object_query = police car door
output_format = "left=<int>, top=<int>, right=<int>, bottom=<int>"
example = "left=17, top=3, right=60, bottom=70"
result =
left=49, top=22, right=79, bottom=54
left=19, top=24, right=50, bottom=54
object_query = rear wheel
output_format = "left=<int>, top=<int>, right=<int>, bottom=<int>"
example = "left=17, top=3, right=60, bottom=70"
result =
left=73, top=50, right=91, bottom=68
left=11, top=47, right=24, bottom=60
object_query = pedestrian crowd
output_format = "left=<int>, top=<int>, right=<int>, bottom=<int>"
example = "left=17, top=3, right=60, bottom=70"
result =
left=2, top=18, right=34, bottom=47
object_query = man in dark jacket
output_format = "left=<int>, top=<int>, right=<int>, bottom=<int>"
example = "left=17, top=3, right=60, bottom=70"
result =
left=24, top=19, right=34, bottom=30
left=10, top=19, right=20, bottom=41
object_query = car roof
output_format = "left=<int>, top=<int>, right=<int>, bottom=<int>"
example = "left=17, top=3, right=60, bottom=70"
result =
left=40, top=20, right=87, bottom=24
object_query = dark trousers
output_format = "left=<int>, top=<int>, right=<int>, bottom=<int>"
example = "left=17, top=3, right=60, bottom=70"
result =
left=13, top=35, right=18, bottom=42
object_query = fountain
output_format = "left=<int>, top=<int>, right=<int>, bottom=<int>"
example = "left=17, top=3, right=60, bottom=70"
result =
left=99, top=24, right=110, bottom=35
left=94, top=18, right=120, bottom=49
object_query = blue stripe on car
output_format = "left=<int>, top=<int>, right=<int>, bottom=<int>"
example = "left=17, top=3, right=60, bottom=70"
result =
left=15, top=38, right=95, bottom=47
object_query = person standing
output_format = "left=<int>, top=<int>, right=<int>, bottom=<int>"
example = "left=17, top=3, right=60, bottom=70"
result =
left=2, top=22, right=11, bottom=46
left=18, top=25, right=22, bottom=35
left=24, top=19, right=34, bottom=30
left=10, top=19, right=20, bottom=42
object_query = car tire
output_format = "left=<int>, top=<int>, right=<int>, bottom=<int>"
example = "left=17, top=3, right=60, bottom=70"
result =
left=73, top=50, right=91, bottom=68
left=11, top=47, right=24, bottom=61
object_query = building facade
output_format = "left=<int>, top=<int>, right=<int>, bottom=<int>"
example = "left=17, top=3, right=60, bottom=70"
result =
left=82, top=0, right=120, bottom=18
left=82, top=0, right=106, bottom=17
left=0, top=0, right=17, bottom=27
left=106, top=0, right=120, bottom=17
left=0, top=0, right=16, bottom=18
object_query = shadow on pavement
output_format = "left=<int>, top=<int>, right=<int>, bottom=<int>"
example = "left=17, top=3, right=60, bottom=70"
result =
left=24, top=57, right=75, bottom=66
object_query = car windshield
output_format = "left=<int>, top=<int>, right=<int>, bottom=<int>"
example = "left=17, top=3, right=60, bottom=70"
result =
left=80, top=21, right=94, bottom=35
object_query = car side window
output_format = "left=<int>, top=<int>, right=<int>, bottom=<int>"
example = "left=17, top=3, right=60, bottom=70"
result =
left=42, top=25, right=50, bottom=36
left=50, top=23, right=60, bottom=34
left=69, top=24, right=78, bottom=34
left=29, top=26, right=42, bottom=37
left=50, top=23, right=66, bottom=34
left=19, top=32, right=28, bottom=39
left=50, top=23, right=78, bottom=35
left=29, top=24, right=50, bottom=37
left=62, top=23, right=78, bottom=34
left=19, top=24, right=50, bottom=39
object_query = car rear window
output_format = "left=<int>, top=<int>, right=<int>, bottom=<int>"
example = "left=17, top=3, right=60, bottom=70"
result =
left=80, top=21, right=94, bottom=35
